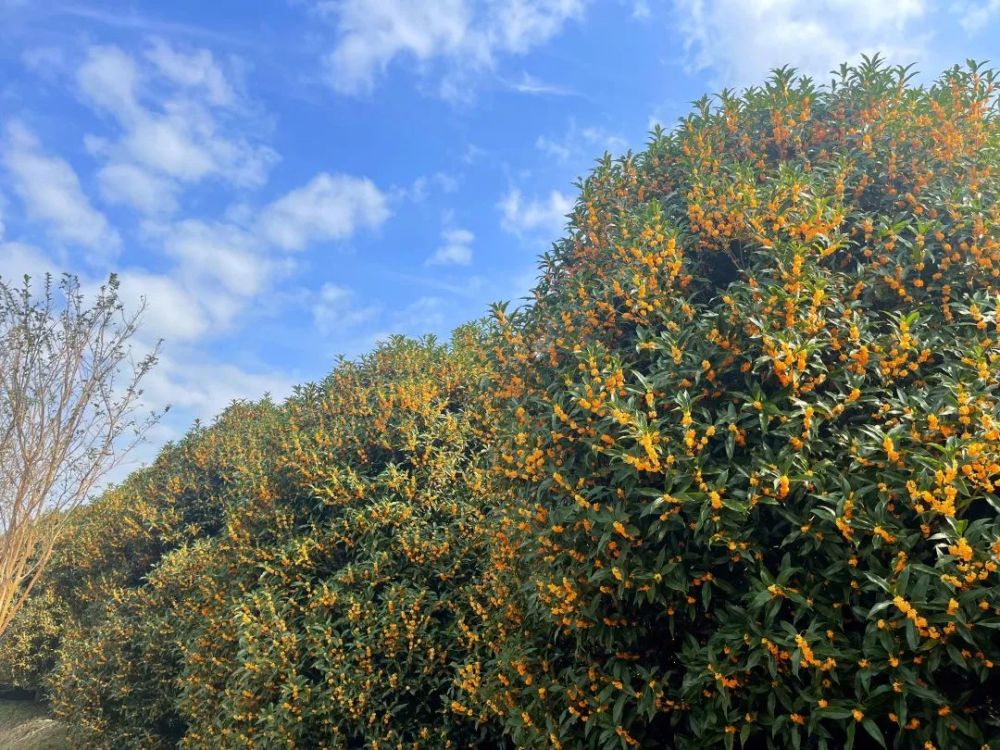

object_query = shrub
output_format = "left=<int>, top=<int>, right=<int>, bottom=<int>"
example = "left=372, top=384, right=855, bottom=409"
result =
left=42, top=330, right=509, bottom=748
left=6, top=55, right=998, bottom=750
left=0, top=398, right=283, bottom=744
left=0, top=588, right=68, bottom=694
left=167, top=330, right=505, bottom=748
left=473, top=58, right=1000, bottom=749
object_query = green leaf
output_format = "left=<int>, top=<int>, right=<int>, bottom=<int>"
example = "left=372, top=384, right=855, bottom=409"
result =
left=822, top=709, right=853, bottom=720
left=947, top=644, right=967, bottom=668
left=861, top=719, right=885, bottom=748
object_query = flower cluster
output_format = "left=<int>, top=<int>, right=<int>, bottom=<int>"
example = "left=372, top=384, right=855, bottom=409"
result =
left=474, top=57, right=1000, bottom=749
left=0, top=57, right=997, bottom=750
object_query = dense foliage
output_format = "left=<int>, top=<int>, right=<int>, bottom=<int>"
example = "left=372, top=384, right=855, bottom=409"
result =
left=0, top=58, right=997, bottom=749
left=0, top=400, right=279, bottom=698
left=473, top=58, right=1000, bottom=749
left=6, top=330, right=507, bottom=749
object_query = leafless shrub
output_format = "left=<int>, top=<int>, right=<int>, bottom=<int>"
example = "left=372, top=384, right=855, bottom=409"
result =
left=0, top=272, right=161, bottom=637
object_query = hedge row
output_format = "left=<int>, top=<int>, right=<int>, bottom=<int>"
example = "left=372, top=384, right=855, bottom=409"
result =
left=2, top=58, right=997, bottom=749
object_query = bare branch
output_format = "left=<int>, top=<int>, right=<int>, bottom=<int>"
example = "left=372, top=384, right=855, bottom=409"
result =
left=0, top=272, right=162, bottom=637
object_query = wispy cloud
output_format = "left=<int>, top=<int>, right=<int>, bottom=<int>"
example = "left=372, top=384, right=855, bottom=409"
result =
left=97, top=162, right=179, bottom=215
left=258, top=172, right=390, bottom=251
left=1, top=120, right=120, bottom=261
left=502, top=71, right=576, bottom=95
left=426, top=227, right=474, bottom=266
left=673, top=0, right=929, bottom=88
left=536, top=117, right=628, bottom=164
left=499, top=186, right=573, bottom=238
left=77, top=41, right=277, bottom=207
left=49, top=3, right=248, bottom=46
left=954, top=0, right=1000, bottom=32
left=383, top=269, right=486, bottom=299
left=311, top=0, right=589, bottom=99
left=0, top=242, right=59, bottom=282
left=630, top=0, right=652, bottom=20
left=132, top=169, right=390, bottom=341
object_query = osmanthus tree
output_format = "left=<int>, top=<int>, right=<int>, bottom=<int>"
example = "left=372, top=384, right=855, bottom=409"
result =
left=4, top=57, right=998, bottom=750
left=168, top=331, right=504, bottom=749
left=471, top=58, right=1000, bottom=749
left=42, top=398, right=286, bottom=748
left=0, top=273, right=158, bottom=639
left=47, top=328, right=514, bottom=749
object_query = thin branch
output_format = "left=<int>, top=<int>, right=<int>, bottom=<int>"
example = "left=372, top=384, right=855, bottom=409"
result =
left=0, top=272, right=163, bottom=637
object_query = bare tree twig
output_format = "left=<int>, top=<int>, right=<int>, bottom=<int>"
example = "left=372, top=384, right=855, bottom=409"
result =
left=0, top=272, right=162, bottom=638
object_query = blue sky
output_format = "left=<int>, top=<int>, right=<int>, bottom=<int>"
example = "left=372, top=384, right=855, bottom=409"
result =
left=0, top=0, right=997, bottom=471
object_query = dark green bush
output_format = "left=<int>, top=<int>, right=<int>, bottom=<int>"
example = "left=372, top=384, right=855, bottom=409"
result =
left=30, top=330, right=508, bottom=749
left=3, top=57, right=997, bottom=750
left=474, top=58, right=1000, bottom=749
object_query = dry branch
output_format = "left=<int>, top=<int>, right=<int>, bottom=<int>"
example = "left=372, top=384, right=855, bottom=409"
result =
left=0, top=272, right=160, bottom=637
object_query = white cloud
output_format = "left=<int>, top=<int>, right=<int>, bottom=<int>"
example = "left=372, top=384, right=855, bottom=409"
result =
left=673, top=0, right=928, bottom=88
left=1, top=121, right=120, bottom=258
left=405, top=176, right=429, bottom=203
left=321, top=0, right=472, bottom=94
left=157, top=219, right=270, bottom=299
left=503, top=71, right=574, bottom=95
left=115, top=269, right=209, bottom=342
left=315, top=0, right=587, bottom=97
left=491, top=0, right=587, bottom=52
left=77, top=45, right=141, bottom=117
left=535, top=135, right=572, bottom=162
left=0, top=242, right=59, bottom=282
left=631, top=0, right=652, bottom=19
left=427, top=227, right=474, bottom=265
left=258, top=172, right=390, bottom=251
left=536, top=118, right=628, bottom=164
left=141, top=353, right=295, bottom=422
left=499, top=187, right=573, bottom=237
left=462, top=144, right=488, bottom=164
left=394, top=171, right=460, bottom=203
left=140, top=219, right=279, bottom=341
left=955, top=0, right=1000, bottom=31
left=116, top=114, right=218, bottom=182
left=312, top=283, right=381, bottom=334
left=77, top=43, right=277, bottom=201
left=130, top=169, right=388, bottom=339
left=433, top=172, right=460, bottom=193
left=144, top=38, right=235, bottom=106
left=97, top=162, right=179, bottom=214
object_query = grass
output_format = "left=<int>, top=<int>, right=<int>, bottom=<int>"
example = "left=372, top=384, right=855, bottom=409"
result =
left=0, top=699, right=68, bottom=749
